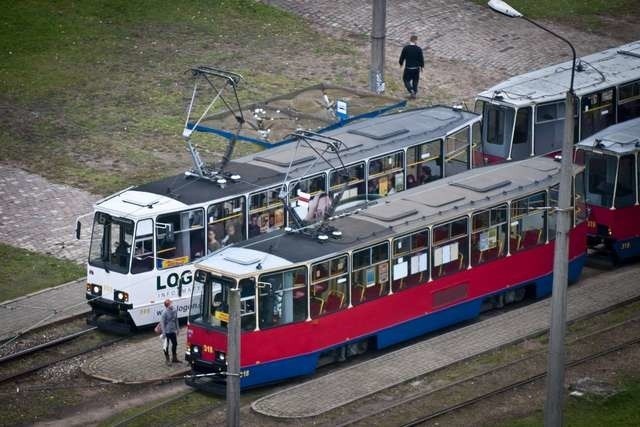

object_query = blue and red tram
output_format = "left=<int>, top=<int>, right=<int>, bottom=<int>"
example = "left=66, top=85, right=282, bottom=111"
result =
left=185, top=156, right=588, bottom=390
left=576, top=117, right=640, bottom=261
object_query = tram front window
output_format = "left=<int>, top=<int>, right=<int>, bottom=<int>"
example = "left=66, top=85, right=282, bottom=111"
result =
left=585, top=153, right=618, bottom=208
left=88, top=212, right=133, bottom=274
left=190, top=272, right=255, bottom=331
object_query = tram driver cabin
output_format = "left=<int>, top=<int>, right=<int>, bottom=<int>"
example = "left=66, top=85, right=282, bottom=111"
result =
left=475, top=40, right=640, bottom=163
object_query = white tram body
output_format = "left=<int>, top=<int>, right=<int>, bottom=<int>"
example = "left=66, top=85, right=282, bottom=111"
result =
left=475, top=40, right=640, bottom=162
left=84, top=106, right=482, bottom=330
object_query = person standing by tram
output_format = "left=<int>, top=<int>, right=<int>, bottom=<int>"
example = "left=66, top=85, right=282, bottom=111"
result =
left=399, top=34, right=424, bottom=99
left=160, top=298, right=180, bottom=365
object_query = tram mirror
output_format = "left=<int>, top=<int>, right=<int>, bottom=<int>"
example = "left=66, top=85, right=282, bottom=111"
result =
left=75, top=220, right=81, bottom=240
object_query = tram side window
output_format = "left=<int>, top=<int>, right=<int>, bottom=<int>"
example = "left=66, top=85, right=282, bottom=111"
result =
left=156, top=208, right=205, bottom=270
left=615, top=155, right=636, bottom=208
left=89, top=213, right=134, bottom=274
left=367, top=151, right=405, bottom=197
left=249, top=188, right=285, bottom=239
left=444, top=127, right=470, bottom=177
left=329, top=162, right=365, bottom=206
left=131, top=219, right=154, bottom=274
left=289, top=173, right=328, bottom=223
left=207, top=196, right=245, bottom=249
left=581, top=89, right=615, bottom=140
left=433, top=218, right=468, bottom=278
left=618, top=80, right=640, bottom=123
left=258, top=266, right=307, bottom=329
left=585, top=153, right=617, bottom=207
left=406, top=140, right=442, bottom=188
left=471, top=205, right=507, bottom=266
left=352, top=242, right=389, bottom=305
left=513, top=107, right=531, bottom=145
left=510, top=192, right=546, bottom=253
left=310, top=255, right=348, bottom=317
left=392, top=229, right=429, bottom=292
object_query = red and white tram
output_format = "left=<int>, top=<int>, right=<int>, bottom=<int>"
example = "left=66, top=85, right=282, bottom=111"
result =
left=185, top=156, right=588, bottom=390
left=475, top=40, right=640, bottom=163
left=82, top=106, right=481, bottom=330
left=576, top=117, right=640, bottom=261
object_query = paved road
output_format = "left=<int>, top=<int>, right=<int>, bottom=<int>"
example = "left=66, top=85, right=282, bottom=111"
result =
left=267, top=0, right=639, bottom=100
left=0, top=163, right=96, bottom=264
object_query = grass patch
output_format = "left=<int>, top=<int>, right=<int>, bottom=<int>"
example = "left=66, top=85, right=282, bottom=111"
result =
left=503, top=378, right=640, bottom=427
left=473, top=0, right=640, bottom=31
left=0, top=0, right=366, bottom=195
left=0, top=243, right=84, bottom=302
left=100, top=390, right=217, bottom=427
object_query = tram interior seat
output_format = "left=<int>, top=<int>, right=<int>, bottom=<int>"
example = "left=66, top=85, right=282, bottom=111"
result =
left=521, top=229, right=543, bottom=249
left=510, top=234, right=522, bottom=252
left=324, top=290, right=345, bottom=313
left=310, top=297, right=324, bottom=318
left=437, top=253, right=464, bottom=277
left=355, top=282, right=385, bottom=303
left=312, top=282, right=328, bottom=297
left=477, top=240, right=504, bottom=264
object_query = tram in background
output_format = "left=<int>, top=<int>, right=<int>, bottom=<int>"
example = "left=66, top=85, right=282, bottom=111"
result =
left=475, top=40, right=640, bottom=163
left=575, top=117, right=640, bottom=262
left=185, top=156, right=588, bottom=391
left=82, top=105, right=481, bottom=331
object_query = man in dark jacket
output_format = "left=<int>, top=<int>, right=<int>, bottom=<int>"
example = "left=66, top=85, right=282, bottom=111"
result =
left=160, top=298, right=180, bottom=364
left=399, top=35, right=424, bottom=99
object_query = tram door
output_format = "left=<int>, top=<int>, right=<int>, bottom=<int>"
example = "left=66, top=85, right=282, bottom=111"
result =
left=581, top=88, right=615, bottom=140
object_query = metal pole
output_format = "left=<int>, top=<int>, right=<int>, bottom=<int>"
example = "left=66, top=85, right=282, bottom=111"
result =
left=544, top=90, right=575, bottom=427
left=369, top=0, right=386, bottom=93
left=226, top=287, right=241, bottom=427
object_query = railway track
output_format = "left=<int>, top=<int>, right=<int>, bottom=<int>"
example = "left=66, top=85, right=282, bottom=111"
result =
left=336, top=315, right=640, bottom=427
left=0, top=327, right=124, bottom=386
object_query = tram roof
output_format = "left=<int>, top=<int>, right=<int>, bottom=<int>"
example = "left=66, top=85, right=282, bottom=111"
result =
left=477, top=40, right=640, bottom=108
left=237, top=105, right=480, bottom=178
left=577, top=117, right=640, bottom=155
left=197, top=156, right=578, bottom=276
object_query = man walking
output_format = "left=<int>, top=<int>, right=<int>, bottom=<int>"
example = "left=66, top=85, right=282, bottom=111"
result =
left=160, top=298, right=180, bottom=365
left=399, top=35, right=424, bottom=99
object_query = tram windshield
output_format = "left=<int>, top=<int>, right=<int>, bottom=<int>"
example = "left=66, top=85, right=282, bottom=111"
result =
left=190, top=271, right=256, bottom=331
left=88, top=212, right=134, bottom=274
left=584, top=152, right=637, bottom=208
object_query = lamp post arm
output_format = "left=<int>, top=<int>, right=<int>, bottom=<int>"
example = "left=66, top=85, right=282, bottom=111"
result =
left=521, top=16, right=576, bottom=93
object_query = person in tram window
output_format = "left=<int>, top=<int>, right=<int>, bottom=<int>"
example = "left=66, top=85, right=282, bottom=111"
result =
left=420, top=165, right=432, bottom=184
left=207, top=228, right=221, bottom=253
left=221, top=221, right=241, bottom=246
left=248, top=214, right=261, bottom=238
left=160, top=298, right=180, bottom=365
left=407, top=174, right=417, bottom=189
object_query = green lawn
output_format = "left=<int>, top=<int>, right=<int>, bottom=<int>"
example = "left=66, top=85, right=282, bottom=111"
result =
left=474, top=0, right=639, bottom=29
left=504, top=379, right=640, bottom=426
left=0, top=0, right=364, bottom=195
left=0, top=243, right=85, bottom=302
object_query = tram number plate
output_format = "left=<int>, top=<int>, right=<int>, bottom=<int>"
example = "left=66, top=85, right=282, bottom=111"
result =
left=587, top=220, right=596, bottom=229
left=203, top=345, right=214, bottom=354
left=621, top=242, right=631, bottom=250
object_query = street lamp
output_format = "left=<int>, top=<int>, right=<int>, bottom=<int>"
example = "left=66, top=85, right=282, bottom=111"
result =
left=487, top=1, right=577, bottom=426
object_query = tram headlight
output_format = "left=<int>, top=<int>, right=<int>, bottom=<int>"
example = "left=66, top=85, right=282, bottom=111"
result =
left=87, top=284, right=102, bottom=296
left=114, top=290, right=129, bottom=303
left=215, top=350, right=226, bottom=362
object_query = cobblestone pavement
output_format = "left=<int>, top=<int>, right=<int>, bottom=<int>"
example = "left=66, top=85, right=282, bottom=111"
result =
left=0, top=163, right=96, bottom=264
left=252, top=263, right=640, bottom=418
left=266, top=0, right=640, bottom=101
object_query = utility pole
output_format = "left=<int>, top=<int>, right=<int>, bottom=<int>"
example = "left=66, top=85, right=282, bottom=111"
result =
left=227, top=287, right=240, bottom=427
left=486, top=2, right=577, bottom=425
left=369, top=0, right=386, bottom=93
